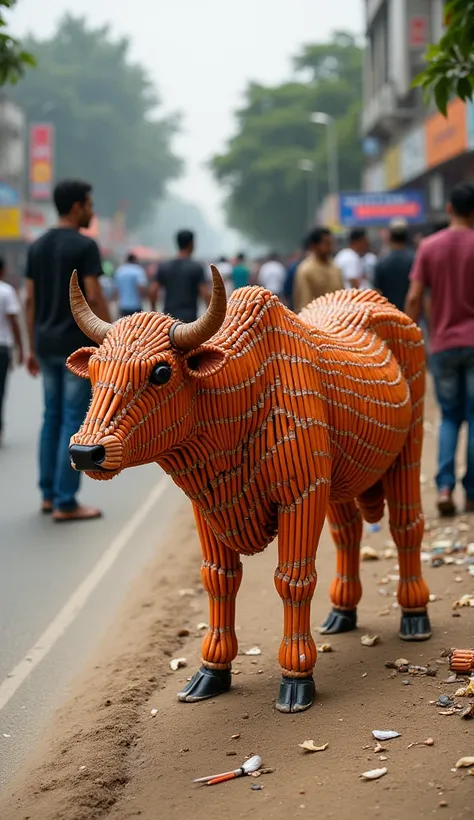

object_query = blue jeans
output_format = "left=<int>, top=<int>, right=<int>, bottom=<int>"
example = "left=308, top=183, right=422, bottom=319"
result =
left=431, top=347, right=474, bottom=499
left=38, top=356, right=91, bottom=512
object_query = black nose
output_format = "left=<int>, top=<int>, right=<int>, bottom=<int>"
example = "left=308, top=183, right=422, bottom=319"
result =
left=69, top=444, right=107, bottom=471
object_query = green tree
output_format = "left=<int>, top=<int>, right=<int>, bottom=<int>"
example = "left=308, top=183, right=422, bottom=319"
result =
left=0, top=0, right=34, bottom=85
left=414, top=0, right=474, bottom=115
left=12, top=15, right=181, bottom=227
left=211, top=32, right=363, bottom=249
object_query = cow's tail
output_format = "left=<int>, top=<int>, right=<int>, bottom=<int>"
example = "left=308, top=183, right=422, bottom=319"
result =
left=356, top=479, right=385, bottom=523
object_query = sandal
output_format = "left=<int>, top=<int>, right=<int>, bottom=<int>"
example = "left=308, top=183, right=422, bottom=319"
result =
left=52, top=505, right=102, bottom=522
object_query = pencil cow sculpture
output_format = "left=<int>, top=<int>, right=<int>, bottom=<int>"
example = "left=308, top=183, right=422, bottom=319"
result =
left=68, top=266, right=431, bottom=713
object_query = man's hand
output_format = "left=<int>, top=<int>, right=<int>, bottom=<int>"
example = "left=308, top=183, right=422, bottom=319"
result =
left=26, top=353, right=40, bottom=377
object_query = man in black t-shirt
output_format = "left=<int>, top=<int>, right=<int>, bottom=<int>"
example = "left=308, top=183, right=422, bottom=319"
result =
left=25, top=179, right=111, bottom=521
left=373, top=224, right=415, bottom=312
left=150, top=230, right=209, bottom=322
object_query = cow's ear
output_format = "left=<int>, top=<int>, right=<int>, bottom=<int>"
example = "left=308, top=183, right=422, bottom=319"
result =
left=66, top=347, right=96, bottom=379
left=185, top=345, right=228, bottom=379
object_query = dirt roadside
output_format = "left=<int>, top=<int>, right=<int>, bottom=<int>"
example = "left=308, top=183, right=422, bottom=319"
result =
left=1, top=397, right=473, bottom=820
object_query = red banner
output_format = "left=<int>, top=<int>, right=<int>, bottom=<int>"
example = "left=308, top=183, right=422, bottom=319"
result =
left=29, top=123, right=54, bottom=200
left=409, top=16, right=429, bottom=48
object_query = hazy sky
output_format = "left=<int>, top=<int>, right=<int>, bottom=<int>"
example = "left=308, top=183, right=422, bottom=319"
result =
left=10, top=0, right=363, bottom=227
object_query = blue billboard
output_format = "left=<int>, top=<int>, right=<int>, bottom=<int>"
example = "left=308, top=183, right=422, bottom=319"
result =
left=339, top=190, right=427, bottom=226
left=0, top=183, right=19, bottom=207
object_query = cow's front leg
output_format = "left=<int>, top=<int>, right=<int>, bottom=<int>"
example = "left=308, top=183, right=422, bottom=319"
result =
left=320, top=500, right=362, bottom=634
left=178, top=506, right=242, bottom=703
left=274, top=488, right=327, bottom=713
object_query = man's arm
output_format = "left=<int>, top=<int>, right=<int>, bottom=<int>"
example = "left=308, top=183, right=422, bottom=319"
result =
left=82, top=276, right=111, bottom=322
left=82, top=240, right=111, bottom=322
left=293, top=265, right=311, bottom=312
left=149, top=263, right=162, bottom=311
left=404, top=280, right=424, bottom=322
left=24, top=278, right=39, bottom=376
left=199, top=281, right=210, bottom=306
left=198, top=265, right=210, bottom=306
left=404, top=246, right=427, bottom=322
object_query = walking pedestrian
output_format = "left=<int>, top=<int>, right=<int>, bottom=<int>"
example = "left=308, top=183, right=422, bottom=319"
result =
left=293, top=227, right=343, bottom=312
left=114, top=252, right=149, bottom=317
left=0, top=258, right=23, bottom=445
left=25, top=178, right=111, bottom=521
left=150, top=230, right=209, bottom=321
left=258, top=252, right=286, bottom=298
left=405, top=183, right=474, bottom=516
left=373, top=224, right=415, bottom=311
left=232, top=253, right=250, bottom=290
left=334, top=228, right=369, bottom=289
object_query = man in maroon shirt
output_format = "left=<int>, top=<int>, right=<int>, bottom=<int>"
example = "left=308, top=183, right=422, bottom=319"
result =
left=405, top=184, right=474, bottom=516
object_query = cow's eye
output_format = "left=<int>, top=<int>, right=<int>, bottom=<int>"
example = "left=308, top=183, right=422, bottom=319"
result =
left=149, top=363, right=172, bottom=386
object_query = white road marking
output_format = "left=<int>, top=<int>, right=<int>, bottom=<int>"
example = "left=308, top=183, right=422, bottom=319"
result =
left=0, top=476, right=170, bottom=713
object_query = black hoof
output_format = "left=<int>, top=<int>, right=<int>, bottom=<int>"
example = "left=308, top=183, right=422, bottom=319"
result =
left=177, top=665, right=232, bottom=703
left=276, top=675, right=315, bottom=713
left=319, top=607, right=357, bottom=634
left=399, top=610, right=432, bottom=641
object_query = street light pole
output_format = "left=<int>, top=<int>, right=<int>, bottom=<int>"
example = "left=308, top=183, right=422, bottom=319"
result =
left=298, top=158, right=318, bottom=228
left=311, top=112, right=339, bottom=202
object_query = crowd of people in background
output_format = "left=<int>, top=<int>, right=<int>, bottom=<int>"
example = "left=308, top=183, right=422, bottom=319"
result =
left=101, top=224, right=417, bottom=318
left=0, top=177, right=474, bottom=525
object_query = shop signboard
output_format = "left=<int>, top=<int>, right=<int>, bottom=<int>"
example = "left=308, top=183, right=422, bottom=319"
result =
left=29, top=123, right=54, bottom=200
left=425, top=98, right=468, bottom=169
left=339, top=191, right=427, bottom=226
left=0, top=182, right=20, bottom=240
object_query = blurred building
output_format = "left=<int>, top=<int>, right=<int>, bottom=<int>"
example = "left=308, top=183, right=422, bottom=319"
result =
left=0, top=94, right=28, bottom=285
left=362, top=0, right=474, bottom=226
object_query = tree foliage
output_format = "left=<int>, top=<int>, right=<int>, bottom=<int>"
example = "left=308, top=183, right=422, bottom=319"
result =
left=414, top=0, right=474, bottom=115
left=0, top=0, right=35, bottom=85
left=211, top=32, right=363, bottom=250
left=12, top=15, right=181, bottom=228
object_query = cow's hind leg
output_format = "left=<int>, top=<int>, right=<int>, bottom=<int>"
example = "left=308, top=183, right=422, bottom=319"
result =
left=178, top=507, right=242, bottom=703
left=275, top=489, right=327, bottom=713
left=383, top=438, right=431, bottom=641
left=320, top=500, right=362, bottom=634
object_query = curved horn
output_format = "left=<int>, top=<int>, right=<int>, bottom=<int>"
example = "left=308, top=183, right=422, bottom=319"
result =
left=171, top=264, right=227, bottom=351
left=70, top=270, right=112, bottom=345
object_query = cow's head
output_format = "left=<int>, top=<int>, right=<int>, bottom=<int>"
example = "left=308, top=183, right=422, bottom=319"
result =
left=67, top=266, right=228, bottom=479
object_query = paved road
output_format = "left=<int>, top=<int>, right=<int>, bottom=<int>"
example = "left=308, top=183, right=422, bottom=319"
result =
left=0, top=366, right=182, bottom=788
